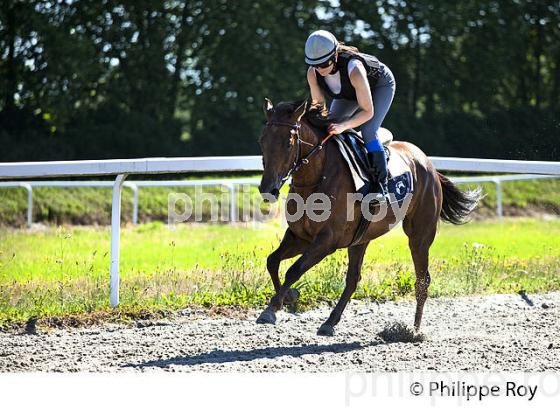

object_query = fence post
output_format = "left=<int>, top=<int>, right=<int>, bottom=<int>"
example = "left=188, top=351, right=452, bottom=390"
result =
left=110, top=174, right=127, bottom=307
left=125, top=182, right=139, bottom=225
left=492, top=178, right=503, bottom=219
left=224, top=182, right=236, bottom=222
left=20, top=183, right=33, bottom=228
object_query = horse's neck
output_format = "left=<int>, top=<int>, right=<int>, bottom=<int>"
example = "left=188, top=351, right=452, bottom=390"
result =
left=291, top=123, right=326, bottom=189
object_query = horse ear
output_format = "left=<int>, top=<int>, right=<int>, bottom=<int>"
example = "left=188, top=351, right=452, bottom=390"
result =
left=263, top=98, right=274, bottom=118
left=293, top=100, right=307, bottom=121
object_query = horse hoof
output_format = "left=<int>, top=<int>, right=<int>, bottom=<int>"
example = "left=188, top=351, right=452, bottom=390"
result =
left=285, top=288, right=301, bottom=305
left=256, top=309, right=277, bottom=325
left=317, top=323, right=334, bottom=336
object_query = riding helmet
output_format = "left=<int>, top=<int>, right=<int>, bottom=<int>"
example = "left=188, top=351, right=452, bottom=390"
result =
left=304, top=30, right=338, bottom=65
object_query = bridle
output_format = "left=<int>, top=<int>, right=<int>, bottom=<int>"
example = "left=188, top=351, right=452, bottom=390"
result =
left=265, top=120, right=334, bottom=184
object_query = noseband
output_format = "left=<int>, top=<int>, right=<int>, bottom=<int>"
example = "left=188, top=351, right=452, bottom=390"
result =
left=265, top=120, right=332, bottom=184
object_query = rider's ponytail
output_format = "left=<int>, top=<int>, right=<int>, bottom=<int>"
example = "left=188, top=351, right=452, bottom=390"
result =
left=337, top=43, right=360, bottom=54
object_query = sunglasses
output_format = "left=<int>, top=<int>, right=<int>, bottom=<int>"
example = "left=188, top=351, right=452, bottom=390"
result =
left=312, top=59, right=334, bottom=69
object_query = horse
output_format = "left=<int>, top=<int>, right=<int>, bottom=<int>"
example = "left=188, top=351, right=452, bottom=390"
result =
left=256, top=99, right=482, bottom=336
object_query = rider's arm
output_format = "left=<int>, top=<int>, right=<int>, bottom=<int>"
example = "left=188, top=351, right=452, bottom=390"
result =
left=341, top=62, right=374, bottom=130
left=307, top=66, right=326, bottom=105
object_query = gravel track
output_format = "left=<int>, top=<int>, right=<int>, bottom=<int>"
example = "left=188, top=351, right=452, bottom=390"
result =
left=2, top=292, right=559, bottom=372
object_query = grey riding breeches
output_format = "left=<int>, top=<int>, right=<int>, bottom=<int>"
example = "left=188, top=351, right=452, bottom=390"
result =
left=328, top=63, right=396, bottom=145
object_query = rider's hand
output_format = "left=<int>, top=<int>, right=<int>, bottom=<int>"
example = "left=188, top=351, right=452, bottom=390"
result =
left=327, top=123, right=347, bottom=135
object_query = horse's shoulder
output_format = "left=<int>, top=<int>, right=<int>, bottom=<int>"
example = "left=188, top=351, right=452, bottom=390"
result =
left=323, top=139, right=356, bottom=190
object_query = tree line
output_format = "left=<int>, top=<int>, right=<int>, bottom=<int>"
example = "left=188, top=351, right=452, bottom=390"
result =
left=1, top=0, right=559, bottom=162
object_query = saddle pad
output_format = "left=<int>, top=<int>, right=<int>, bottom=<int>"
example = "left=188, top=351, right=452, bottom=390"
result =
left=348, top=170, right=414, bottom=247
left=340, top=132, right=370, bottom=173
left=333, top=134, right=368, bottom=191
left=387, top=171, right=414, bottom=206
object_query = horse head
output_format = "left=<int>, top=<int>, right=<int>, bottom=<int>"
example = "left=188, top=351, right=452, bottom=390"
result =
left=258, top=98, right=308, bottom=202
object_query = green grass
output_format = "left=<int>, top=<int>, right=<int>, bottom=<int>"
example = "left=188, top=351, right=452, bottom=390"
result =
left=1, top=218, right=559, bottom=328
left=1, top=176, right=559, bottom=226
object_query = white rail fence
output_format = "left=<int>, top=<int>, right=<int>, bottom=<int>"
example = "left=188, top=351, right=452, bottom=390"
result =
left=451, top=174, right=560, bottom=218
left=1, top=155, right=559, bottom=307
left=0, top=178, right=261, bottom=227
left=1, top=174, right=558, bottom=228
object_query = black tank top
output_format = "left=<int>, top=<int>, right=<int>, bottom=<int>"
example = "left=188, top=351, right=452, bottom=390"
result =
left=315, top=51, right=381, bottom=101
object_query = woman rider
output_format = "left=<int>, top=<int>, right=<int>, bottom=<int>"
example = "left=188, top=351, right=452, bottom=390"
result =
left=305, top=30, right=395, bottom=199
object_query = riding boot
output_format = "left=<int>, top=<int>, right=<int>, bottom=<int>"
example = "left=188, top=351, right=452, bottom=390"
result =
left=366, top=151, right=389, bottom=202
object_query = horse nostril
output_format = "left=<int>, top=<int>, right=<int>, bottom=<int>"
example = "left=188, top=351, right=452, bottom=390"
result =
left=261, top=187, right=280, bottom=203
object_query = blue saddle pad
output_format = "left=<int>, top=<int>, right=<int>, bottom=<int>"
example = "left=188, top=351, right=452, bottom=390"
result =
left=387, top=171, right=414, bottom=206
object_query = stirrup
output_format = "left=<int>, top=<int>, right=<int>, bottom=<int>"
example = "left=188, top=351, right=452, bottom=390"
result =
left=366, top=182, right=388, bottom=203
left=370, top=191, right=389, bottom=203
left=372, top=192, right=387, bottom=202
left=373, top=180, right=390, bottom=202
left=369, top=192, right=387, bottom=207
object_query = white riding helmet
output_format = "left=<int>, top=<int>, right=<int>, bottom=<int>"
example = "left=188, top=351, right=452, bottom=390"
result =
left=304, top=30, right=338, bottom=65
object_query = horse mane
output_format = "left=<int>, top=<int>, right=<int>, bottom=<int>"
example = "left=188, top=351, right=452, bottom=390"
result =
left=274, top=99, right=331, bottom=132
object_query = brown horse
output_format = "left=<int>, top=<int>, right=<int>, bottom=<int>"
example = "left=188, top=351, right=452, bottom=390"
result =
left=257, top=99, right=481, bottom=336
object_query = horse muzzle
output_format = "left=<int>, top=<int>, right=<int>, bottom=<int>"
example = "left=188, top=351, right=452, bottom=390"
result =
left=259, top=183, right=281, bottom=203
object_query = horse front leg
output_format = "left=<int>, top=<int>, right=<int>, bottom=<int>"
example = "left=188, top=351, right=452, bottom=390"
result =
left=266, top=228, right=309, bottom=304
left=257, top=230, right=337, bottom=325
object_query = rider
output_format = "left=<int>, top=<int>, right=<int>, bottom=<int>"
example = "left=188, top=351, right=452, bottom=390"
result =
left=305, top=30, right=395, bottom=199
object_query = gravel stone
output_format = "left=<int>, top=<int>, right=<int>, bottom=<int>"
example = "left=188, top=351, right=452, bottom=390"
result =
left=1, top=292, right=559, bottom=372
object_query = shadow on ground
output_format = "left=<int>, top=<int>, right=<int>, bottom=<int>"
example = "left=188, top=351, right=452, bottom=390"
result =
left=125, top=341, right=381, bottom=369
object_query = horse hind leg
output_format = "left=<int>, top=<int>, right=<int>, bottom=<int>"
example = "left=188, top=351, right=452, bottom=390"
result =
left=318, top=243, right=368, bottom=336
left=403, top=214, right=437, bottom=331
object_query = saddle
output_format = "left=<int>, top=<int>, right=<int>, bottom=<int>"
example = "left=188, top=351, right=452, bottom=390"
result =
left=338, top=128, right=392, bottom=176
left=333, top=128, right=414, bottom=247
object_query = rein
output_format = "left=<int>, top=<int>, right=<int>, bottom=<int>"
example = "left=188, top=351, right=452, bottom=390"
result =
left=265, top=120, right=334, bottom=184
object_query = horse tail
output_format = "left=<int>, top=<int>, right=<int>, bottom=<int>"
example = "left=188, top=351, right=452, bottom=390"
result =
left=437, top=172, right=483, bottom=225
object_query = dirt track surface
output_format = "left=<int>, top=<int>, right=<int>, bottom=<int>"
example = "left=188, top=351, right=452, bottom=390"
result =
left=2, top=292, right=559, bottom=372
